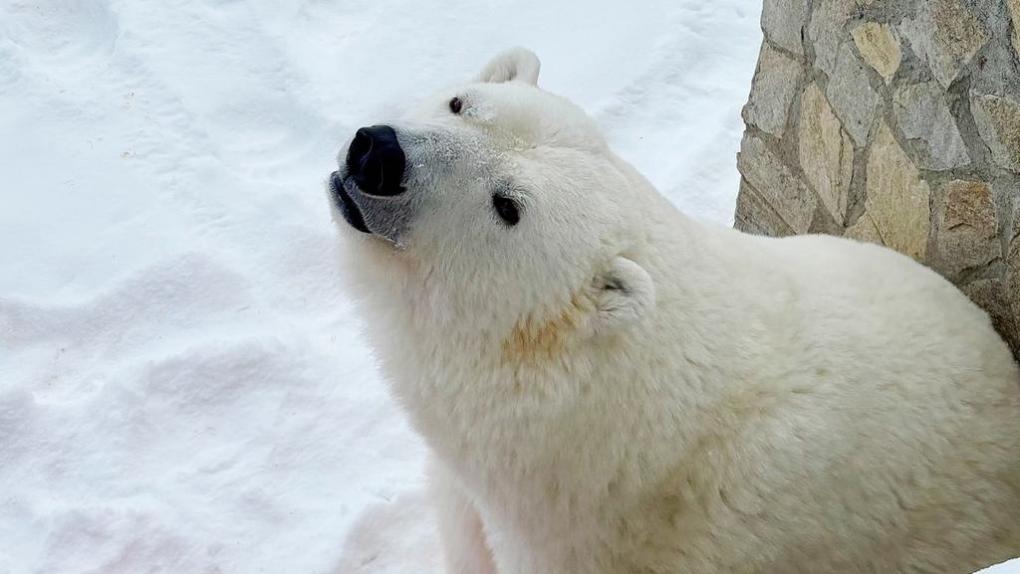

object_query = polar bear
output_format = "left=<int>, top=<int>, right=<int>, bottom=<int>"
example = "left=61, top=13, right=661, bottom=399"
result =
left=328, top=48, right=1020, bottom=574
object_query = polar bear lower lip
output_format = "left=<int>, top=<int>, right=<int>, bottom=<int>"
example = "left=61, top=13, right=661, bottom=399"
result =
left=330, top=171, right=371, bottom=234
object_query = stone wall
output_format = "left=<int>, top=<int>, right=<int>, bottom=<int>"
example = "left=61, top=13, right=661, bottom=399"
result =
left=735, top=0, right=1020, bottom=358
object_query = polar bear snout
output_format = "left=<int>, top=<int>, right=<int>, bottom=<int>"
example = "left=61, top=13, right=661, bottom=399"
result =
left=329, top=124, right=420, bottom=243
left=346, top=125, right=406, bottom=197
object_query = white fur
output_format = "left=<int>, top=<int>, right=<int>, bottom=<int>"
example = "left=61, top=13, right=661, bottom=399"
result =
left=333, top=48, right=1020, bottom=573
left=475, top=47, right=541, bottom=85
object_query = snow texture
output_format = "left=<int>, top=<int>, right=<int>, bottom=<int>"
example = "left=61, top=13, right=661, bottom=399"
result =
left=1, top=0, right=1014, bottom=572
left=981, top=560, right=1020, bottom=574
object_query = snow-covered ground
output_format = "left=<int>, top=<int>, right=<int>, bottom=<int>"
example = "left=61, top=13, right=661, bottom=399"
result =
left=1, top=0, right=1017, bottom=572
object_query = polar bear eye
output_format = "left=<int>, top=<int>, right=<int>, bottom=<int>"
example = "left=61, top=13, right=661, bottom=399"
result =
left=449, top=97, right=463, bottom=114
left=492, top=194, right=520, bottom=226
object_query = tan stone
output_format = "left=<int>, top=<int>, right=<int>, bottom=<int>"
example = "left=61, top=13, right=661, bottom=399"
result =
left=942, top=181, right=997, bottom=232
left=970, top=93, right=1020, bottom=172
left=898, top=0, right=989, bottom=88
left=845, top=214, right=882, bottom=244
left=737, top=134, right=817, bottom=234
left=860, top=122, right=931, bottom=260
left=851, top=22, right=901, bottom=83
left=798, top=83, right=853, bottom=225
left=742, top=44, right=803, bottom=137
left=930, top=180, right=1000, bottom=278
left=735, top=179, right=797, bottom=237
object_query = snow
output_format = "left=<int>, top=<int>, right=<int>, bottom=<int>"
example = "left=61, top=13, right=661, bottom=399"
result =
left=2, top=0, right=1015, bottom=572
left=980, top=560, right=1020, bottom=574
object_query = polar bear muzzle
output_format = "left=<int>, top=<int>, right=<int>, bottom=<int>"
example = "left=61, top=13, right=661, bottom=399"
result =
left=330, top=124, right=417, bottom=243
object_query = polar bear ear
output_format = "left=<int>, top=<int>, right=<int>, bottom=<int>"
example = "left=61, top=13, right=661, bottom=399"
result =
left=476, top=47, right=541, bottom=86
left=590, top=256, right=655, bottom=334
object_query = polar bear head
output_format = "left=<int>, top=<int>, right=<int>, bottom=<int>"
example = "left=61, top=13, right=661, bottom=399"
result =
left=329, top=48, right=666, bottom=367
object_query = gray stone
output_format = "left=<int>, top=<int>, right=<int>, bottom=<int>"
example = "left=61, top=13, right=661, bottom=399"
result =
left=737, top=134, right=817, bottom=234
left=851, top=22, right=901, bottom=83
left=1010, top=0, right=1020, bottom=63
left=859, top=121, right=932, bottom=261
left=762, top=0, right=809, bottom=56
left=898, top=0, right=990, bottom=89
left=742, top=44, right=804, bottom=137
left=825, top=43, right=879, bottom=145
left=962, top=279, right=1007, bottom=316
left=1005, top=237, right=1020, bottom=351
left=808, top=0, right=856, bottom=76
left=892, top=82, right=969, bottom=170
left=930, top=180, right=1000, bottom=278
left=798, top=83, right=853, bottom=224
left=970, top=92, right=1020, bottom=172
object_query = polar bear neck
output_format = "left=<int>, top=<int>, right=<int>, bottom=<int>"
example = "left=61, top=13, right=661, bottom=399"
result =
left=367, top=210, right=737, bottom=484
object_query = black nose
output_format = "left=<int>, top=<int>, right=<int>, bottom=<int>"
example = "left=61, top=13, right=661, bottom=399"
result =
left=346, top=125, right=406, bottom=196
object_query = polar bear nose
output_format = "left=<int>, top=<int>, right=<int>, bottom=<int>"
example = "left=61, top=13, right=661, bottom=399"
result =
left=346, top=125, right=406, bottom=196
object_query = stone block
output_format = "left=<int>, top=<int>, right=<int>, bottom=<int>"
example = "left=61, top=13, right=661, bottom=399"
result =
left=762, top=0, right=809, bottom=55
left=845, top=213, right=882, bottom=244
left=737, top=134, right=818, bottom=234
left=742, top=44, right=804, bottom=137
left=809, top=0, right=857, bottom=75
left=859, top=122, right=932, bottom=260
left=825, top=43, right=879, bottom=145
left=1010, top=0, right=1020, bottom=62
left=735, top=178, right=797, bottom=237
left=892, top=82, right=969, bottom=169
left=970, top=92, right=1020, bottom=172
left=930, top=180, right=1000, bottom=278
left=798, top=83, right=853, bottom=224
left=1005, top=237, right=1020, bottom=344
left=851, top=22, right=901, bottom=83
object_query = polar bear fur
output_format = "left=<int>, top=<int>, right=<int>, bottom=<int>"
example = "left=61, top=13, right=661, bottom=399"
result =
left=329, top=48, right=1020, bottom=574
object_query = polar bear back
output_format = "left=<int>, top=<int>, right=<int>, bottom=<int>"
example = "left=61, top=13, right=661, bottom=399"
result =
left=614, top=224, right=1020, bottom=573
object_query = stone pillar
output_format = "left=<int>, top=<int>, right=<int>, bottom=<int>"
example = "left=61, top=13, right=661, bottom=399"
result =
left=735, top=0, right=1020, bottom=358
